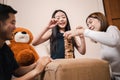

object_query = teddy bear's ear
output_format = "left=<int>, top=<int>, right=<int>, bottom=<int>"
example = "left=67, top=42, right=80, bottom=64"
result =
left=25, top=29, right=33, bottom=44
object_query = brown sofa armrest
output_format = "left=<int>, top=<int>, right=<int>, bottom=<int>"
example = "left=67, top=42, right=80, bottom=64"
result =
left=42, top=58, right=111, bottom=80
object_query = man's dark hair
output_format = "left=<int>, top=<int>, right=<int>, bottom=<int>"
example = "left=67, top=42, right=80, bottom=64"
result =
left=0, top=3, right=17, bottom=22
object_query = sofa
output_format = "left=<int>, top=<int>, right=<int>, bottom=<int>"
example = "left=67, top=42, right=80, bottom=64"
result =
left=39, top=58, right=111, bottom=80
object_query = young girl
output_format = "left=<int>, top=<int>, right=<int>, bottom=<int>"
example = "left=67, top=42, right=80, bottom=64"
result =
left=64, top=12, right=120, bottom=80
left=32, top=9, right=86, bottom=59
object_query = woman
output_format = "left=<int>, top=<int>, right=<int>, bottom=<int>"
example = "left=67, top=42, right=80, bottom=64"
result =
left=32, top=9, right=86, bottom=59
left=64, top=12, right=120, bottom=80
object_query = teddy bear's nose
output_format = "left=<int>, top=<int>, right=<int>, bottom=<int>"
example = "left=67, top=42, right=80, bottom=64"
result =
left=22, top=31, right=26, bottom=34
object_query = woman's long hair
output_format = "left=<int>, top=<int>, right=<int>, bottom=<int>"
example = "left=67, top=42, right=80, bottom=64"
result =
left=50, top=9, right=71, bottom=54
left=86, top=12, right=109, bottom=32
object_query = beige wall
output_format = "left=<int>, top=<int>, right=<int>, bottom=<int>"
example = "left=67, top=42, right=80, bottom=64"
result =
left=5, top=0, right=104, bottom=59
left=0, top=0, right=4, bottom=3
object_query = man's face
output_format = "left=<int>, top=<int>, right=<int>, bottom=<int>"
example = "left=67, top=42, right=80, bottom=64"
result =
left=0, top=13, right=16, bottom=40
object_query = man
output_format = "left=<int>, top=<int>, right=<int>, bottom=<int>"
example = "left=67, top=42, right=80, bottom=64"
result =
left=0, top=3, right=51, bottom=80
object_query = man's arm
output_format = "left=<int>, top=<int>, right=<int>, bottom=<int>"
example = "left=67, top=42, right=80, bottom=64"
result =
left=13, top=56, right=51, bottom=80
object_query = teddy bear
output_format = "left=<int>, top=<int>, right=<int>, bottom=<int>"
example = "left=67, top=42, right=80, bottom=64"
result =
left=9, top=27, right=39, bottom=66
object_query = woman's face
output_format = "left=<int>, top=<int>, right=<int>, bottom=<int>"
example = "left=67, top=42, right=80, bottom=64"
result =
left=86, top=17, right=101, bottom=31
left=54, top=11, right=67, bottom=29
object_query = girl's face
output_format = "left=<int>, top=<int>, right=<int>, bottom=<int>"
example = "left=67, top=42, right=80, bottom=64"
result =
left=54, top=11, right=67, bottom=29
left=86, top=17, right=101, bottom=31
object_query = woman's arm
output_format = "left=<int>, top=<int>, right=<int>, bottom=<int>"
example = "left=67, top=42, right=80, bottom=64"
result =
left=84, top=26, right=120, bottom=46
left=64, top=26, right=120, bottom=47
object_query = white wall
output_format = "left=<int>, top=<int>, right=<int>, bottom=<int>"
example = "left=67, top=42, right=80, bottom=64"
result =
left=5, top=0, right=104, bottom=58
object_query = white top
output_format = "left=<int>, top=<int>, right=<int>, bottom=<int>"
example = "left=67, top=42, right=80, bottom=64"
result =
left=84, top=25, right=120, bottom=76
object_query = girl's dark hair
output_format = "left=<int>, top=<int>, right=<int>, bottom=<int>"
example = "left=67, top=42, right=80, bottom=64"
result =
left=0, top=3, right=17, bottom=22
left=86, top=12, right=109, bottom=32
left=50, top=9, right=71, bottom=54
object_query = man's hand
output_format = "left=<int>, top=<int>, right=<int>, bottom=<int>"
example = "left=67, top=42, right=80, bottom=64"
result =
left=34, top=56, right=52, bottom=74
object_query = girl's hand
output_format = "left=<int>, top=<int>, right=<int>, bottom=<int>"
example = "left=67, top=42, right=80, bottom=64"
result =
left=63, top=26, right=85, bottom=39
left=47, top=18, right=58, bottom=29
left=63, top=30, right=76, bottom=39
